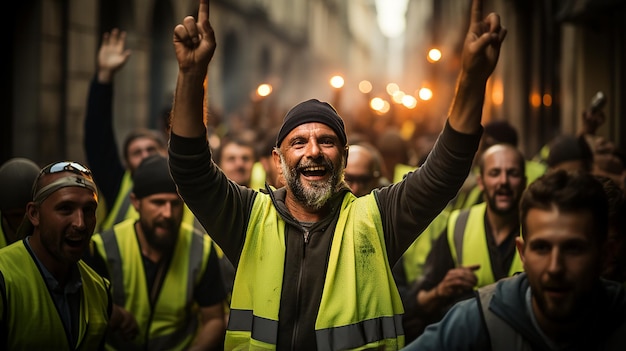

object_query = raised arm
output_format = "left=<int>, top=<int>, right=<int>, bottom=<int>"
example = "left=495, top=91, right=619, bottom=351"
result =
left=170, top=0, right=216, bottom=138
left=84, top=29, right=132, bottom=209
left=447, top=0, right=507, bottom=134
left=97, top=29, right=131, bottom=84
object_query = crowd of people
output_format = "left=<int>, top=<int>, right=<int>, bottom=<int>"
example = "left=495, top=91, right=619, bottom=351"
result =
left=1, top=0, right=625, bottom=349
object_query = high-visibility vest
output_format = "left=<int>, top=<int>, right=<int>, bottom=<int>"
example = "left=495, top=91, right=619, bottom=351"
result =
left=0, top=212, right=8, bottom=249
left=447, top=202, right=523, bottom=288
left=93, top=219, right=213, bottom=351
left=0, top=241, right=110, bottom=350
left=226, top=192, right=405, bottom=350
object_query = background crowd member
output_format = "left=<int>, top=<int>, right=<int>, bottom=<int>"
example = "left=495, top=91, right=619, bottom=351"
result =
left=450, top=120, right=546, bottom=211
left=167, top=0, right=506, bottom=348
left=250, top=127, right=284, bottom=190
left=344, top=142, right=387, bottom=196
left=545, top=134, right=594, bottom=173
left=404, top=170, right=626, bottom=351
left=89, top=155, right=226, bottom=350
left=84, top=28, right=167, bottom=232
left=0, top=157, right=40, bottom=248
left=0, top=161, right=111, bottom=350
left=213, top=135, right=257, bottom=188
left=404, top=143, right=526, bottom=341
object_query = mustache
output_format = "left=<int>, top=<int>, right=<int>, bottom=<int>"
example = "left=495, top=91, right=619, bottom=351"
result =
left=296, top=158, right=333, bottom=172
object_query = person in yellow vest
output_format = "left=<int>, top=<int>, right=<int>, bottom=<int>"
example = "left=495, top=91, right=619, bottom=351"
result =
left=0, top=157, right=40, bottom=248
left=84, top=28, right=168, bottom=232
left=87, top=155, right=227, bottom=350
left=450, top=120, right=546, bottom=211
left=0, top=161, right=111, bottom=350
left=405, top=143, right=527, bottom=341
left=344, top=142, right=388, bottom=197
left=167, top=0, right=506, bottom=348
left=404, top=170, right=626, bottom=351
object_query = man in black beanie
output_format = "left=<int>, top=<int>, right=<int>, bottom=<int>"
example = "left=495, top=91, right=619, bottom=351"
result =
left=167, top=0, right=506, bottom=348
left=86, top=154, right=227, bottom=350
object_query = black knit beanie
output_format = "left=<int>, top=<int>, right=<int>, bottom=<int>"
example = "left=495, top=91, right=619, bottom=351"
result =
left=275, top=99, right=347, bottom=147
left=132, top=154, right=178, bottom=198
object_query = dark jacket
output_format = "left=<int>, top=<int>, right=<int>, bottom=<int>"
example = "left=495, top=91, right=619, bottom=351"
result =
left=83, top=78, right=126, bottom=213
left=404, top=272, right=626, bottom=350
left=168, top=120, right=480, bottom=350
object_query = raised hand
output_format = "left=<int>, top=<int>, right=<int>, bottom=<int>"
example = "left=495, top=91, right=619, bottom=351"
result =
left=97, top=28, right=131, bottom=83
left=173, top=0, right=216, bottom=76
left=461, top=0, right=507, bottom=82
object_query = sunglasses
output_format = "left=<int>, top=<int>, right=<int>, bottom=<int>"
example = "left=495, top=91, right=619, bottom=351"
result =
left=32, top=161, right=96, bottom=203
left=40, top=161, right=92, bottom=177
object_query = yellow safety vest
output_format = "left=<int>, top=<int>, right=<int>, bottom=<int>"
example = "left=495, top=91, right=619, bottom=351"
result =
left=99, top=171, right=135, bottom=231
left=226, top=192, right=405, bottom=350
left=447, top=203, right=523, bottom=288
left=92, top=219, right=213, bottom=351
left=401, top=210, right=450, bottom=284
left=0, top=241, right=110, bottom=350
left=0, top=212, right=8, bottom=249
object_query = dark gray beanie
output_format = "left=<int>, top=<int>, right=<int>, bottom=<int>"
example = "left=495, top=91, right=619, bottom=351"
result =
left=276, top=99, right=347, bottom=147
left=132, top=155, right=177, bottom=198
left=0, top=158, right=40, bottom=211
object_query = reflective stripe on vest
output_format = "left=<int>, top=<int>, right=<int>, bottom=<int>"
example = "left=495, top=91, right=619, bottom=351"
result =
left=0, top=242, right=110, bottom=350
left=94, top=219, right=210, bottom=350
left=447, top=203, right=523, bottom=287
left=226, top=192, right=404, bottom=350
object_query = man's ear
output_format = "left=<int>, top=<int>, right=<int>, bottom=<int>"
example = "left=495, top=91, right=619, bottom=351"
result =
left=476, top=173, right=485, bottom=191
left=272, top=149, right=283, bottom=177
left=130, top=192, right=141, bottom=212
left=515, top=236, right=526, bottom=265
left=26, top=202, right=40, bottom=226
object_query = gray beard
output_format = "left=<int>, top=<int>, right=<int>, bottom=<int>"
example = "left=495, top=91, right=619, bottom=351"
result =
left=279, top=153, right=342, bottom=210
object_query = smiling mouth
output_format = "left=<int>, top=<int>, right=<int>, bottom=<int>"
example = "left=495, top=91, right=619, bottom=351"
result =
left=300, top=166, right=328, bottom=177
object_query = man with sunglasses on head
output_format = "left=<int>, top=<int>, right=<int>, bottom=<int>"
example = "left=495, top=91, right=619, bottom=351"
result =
left=0, top=161, right=112, bottom=350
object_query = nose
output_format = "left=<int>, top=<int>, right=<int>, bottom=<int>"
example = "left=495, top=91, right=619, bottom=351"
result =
left=72, top=209, right=87, bottom=231
left=305, top=141, right=322, bottom=158
left=547, top=248, right=564, bottom=275
left=161, top=202, right=173, bottom=218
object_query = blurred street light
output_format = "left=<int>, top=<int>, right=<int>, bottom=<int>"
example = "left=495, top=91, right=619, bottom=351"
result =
left=330, top=75, right=345, bottom=89
left=427, top=48, right=442, bottom=63
left=418, top=87, right=433, bottom=101
left=359, top=80, right=373, bottom=94
left=256, top=83, right=272, bottom=98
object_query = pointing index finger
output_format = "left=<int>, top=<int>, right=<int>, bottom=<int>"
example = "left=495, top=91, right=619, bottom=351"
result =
left=470, top=0, right=483, bottom=25
left=198, top=0, right=209, bottom=25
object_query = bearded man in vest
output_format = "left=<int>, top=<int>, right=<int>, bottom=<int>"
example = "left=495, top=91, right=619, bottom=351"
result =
left=167, top=0, right=506, bottom=349
left=405, top=143, right=527, bottom=341
left=0, top=161, right=111, bottom=350
left=88, top=155, right=227, bottom=350
left=404, top=170, right=626, bottom=350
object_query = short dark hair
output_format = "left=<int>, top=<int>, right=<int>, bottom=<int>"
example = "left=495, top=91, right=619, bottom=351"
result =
left=122, top=128, right=166, bottom=162
left=214, top=136, right=257, bottom=166
left=520, top=170, right=608, bottom=243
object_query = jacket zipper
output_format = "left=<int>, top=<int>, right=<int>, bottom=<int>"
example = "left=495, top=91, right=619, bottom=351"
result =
left=291, top=229, right=309, bottom=349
